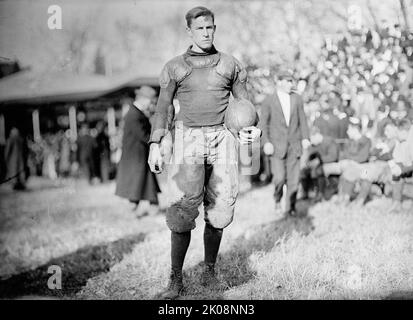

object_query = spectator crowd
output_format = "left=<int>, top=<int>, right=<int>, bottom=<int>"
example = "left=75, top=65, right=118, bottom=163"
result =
left=292, top=24, right=413, bottom=212
left=2, top=120, right=116, bottom=189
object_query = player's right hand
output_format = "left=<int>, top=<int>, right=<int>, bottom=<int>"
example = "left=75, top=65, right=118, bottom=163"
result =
left=263, top=142, right=274, bottom=156
left=148, top=143, right=163, bottom=174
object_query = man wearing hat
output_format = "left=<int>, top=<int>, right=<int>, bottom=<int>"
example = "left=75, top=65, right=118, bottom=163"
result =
left=260, top=69, right=310, bottom=216
left=115, top=85, right=161, bottom=215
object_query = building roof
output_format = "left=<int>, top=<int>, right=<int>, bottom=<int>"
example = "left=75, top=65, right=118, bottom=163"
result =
left=0, top=58, right=21, bottom=79
left=0, top=67, right=159, bottom=105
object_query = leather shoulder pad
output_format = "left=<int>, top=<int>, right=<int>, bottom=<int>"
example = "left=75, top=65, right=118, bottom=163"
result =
left=233, top=56, right=248, bottom=83
left=216, top=53, right=247, bottom=83
left=163, top=55, right=192, bottom=85
left=215, top=53, right=235, bottom=80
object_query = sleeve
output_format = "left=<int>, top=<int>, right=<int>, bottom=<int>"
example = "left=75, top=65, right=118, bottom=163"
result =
left=166, top=104, right=175, bottom=131
left=149, top=64, right=177, bottom=144
left=355, top=137, right=372, bottom=163
left=377, top=150, right=393, bottom=161
left=323, top=141, right=340, bottom=163
left=231, top=59, right=250, bottom=100
left=231, top=59, right=260, bottom=127
left=297, top=95, right=310, bottom=140
left=339, top=141, right=349, bottom=161
left=398, top=163, right=413, bottom=175
left=136, top=117, right=151, bottom=144
left=370, top=147, right=381, bottom=158
left=259, top=96, right=272, bottom=145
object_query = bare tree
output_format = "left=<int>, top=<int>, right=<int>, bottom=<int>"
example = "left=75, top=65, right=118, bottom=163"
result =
left=399, top=0, right=411, bottom=31
left=366, top=0, right=380, bottom=32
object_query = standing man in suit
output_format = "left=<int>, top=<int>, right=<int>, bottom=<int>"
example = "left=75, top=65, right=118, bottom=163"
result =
left=260, top=69, right=310, bottom=216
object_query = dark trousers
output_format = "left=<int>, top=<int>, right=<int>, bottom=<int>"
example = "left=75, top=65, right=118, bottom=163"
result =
left=300, top=165, right=326, bottom=200
left=271, top=152, right=301, bottom=212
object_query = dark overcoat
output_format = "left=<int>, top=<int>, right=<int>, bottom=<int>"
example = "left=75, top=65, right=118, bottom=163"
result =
left=5, top=133, right=25, bottom=181
left=115, top=106, right=160, bottom=203
left=260, top=91, right=310, bottom=159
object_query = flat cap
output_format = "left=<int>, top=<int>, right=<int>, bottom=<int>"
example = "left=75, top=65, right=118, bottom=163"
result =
left=277, top=68, right=295, bottom=81
left=135, top=85, right=157, bottom=99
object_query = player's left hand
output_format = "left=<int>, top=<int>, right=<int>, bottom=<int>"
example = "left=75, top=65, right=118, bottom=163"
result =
left=238, top=126, right=261, bottom=145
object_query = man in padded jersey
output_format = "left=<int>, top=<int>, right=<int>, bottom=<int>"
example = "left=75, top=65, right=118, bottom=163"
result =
left=148, top=6, right=261, bottom=299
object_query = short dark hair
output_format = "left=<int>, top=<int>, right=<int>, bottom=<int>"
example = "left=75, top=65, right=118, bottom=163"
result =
left=396, top=118, right=412, bottom=131
left=185, top=6, right=214, bottom=27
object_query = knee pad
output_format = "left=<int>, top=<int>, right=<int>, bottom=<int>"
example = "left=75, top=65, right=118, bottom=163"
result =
left=166, top=206, right=197, bottom=233
left=205, top=206, right=234, bottom=230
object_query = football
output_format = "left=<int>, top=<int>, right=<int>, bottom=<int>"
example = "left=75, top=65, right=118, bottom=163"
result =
left=224, top=98, right=258, bottom=136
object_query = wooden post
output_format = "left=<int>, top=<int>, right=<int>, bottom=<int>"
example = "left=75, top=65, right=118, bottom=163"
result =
left=69, top=105, right=77, bottom=142
left=32, top=109, right=41, bottom=142
left=122, top=102, right=130, bottom=118
left=0, top=114, right=5, bottom=145
left=107, top=106, right=116, bottom=136
left=400, top=0, right=411, bottom=32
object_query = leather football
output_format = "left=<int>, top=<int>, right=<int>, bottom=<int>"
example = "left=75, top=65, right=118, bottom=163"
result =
left=224, top=98, right=257, bottom=136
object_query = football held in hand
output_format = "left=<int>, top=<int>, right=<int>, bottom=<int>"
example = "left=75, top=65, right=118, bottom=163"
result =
left=224, top=98, right=258, bottom=137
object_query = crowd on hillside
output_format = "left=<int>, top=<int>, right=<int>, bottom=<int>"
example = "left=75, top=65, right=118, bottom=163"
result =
left=290, top=25, right=413, bottom=211
left=300, top=24, right=412, bottom=128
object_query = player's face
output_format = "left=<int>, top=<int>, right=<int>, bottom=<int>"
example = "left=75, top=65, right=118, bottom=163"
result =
left=187, top=16, right=216, bottom=52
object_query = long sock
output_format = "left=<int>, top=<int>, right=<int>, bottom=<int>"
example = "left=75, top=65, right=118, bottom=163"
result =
left=171, top=231, right=191, bottom=270
left=204, top=223, right=223, bottom=266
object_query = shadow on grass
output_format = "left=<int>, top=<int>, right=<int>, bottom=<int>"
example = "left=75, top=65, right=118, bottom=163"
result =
left=0, top=233, right=145, bottom=299
left=179, top=199, right=316, bottom=300
left=385, top=291, right=413, bottom=300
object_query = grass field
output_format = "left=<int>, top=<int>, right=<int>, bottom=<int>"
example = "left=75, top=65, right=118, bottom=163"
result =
left=0, top=177, right=412, bottom=299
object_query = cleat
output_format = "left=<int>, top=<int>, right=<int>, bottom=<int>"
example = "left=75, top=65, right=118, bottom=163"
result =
left=155, top=269, right=184, bottom=300
left=200, top=264, right=220, bottom=288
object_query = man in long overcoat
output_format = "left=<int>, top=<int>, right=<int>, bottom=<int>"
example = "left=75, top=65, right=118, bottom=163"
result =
left=77, top=123, right=97, bottom=183
left=5, top=127, right=26, bottom=190
left=115, top=86, right=161, bottom=213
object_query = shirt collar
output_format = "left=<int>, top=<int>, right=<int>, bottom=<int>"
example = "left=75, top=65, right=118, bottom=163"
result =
left=186, top=45, right=218, bottom=56
left=277, top=88, right=290, bottom=96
